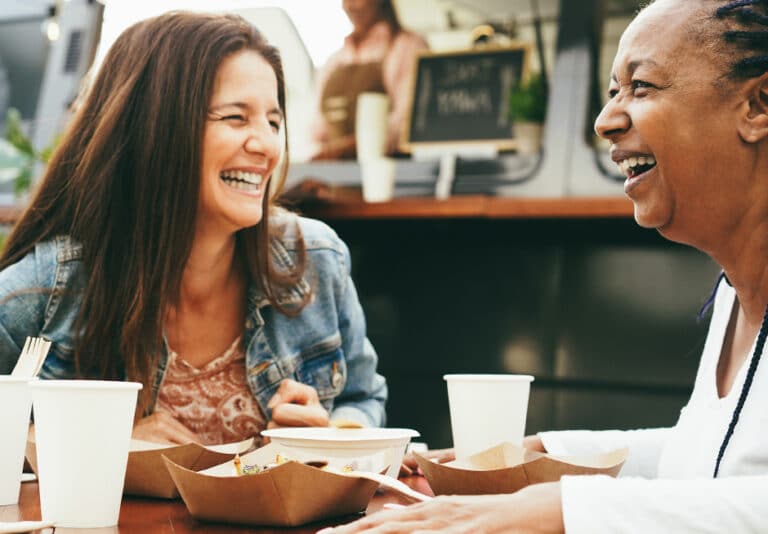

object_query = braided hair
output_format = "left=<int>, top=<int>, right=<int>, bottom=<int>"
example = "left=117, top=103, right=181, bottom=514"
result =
left=716, top=0, right=768, bottom=78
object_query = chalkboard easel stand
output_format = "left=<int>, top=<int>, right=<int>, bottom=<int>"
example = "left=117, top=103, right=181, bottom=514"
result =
left=412, top=144, right=499, bottom=199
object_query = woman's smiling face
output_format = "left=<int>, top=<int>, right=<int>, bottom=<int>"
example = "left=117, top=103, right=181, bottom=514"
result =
left=198, top=49, right=283, bottom=236
left=594, top=0, right=753, bottom=245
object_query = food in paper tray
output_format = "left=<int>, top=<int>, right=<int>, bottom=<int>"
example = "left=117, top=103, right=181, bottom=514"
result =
left=163, top=442, right=383, bottom=527
left=414, top=442, right=628, bottom=496
left=232, top=452, right=355, bottom=476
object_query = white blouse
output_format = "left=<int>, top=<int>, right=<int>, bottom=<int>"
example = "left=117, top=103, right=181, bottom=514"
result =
left=540, top=278, right=768, bottom=533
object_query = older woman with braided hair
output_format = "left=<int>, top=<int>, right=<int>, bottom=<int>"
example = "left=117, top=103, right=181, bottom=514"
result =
left=322, top=0, right=768, bottom=532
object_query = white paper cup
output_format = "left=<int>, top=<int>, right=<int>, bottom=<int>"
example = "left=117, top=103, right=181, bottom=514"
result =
left=360, top=157, right=396, bottom=203
left=0, top=377, right=35, bottom=505
left=31, top=380, right=141, bottom=528
left=355, top=92, right=389, bottom=161
left=444, top=374, right=534, bottom=459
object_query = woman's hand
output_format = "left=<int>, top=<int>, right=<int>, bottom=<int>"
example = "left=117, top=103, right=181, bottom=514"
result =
left=318, top=482, right=564, bottom=534
left=400, top=448, right=455, bottom=476
left=267, top=378, right=330, bottom=428
left=133, top=411, right=201, bottom=444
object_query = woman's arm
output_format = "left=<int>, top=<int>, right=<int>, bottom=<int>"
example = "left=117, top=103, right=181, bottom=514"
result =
left=0, top=248, right=48, bottom=374
left=561, top=474, right=768, bottom=533
left=320, top=473, right=768, bottom=533
left=308, top=50, right=344, bottom=157
left=382, top=31, right=429, bottom=152
left=329, top=239, right=387, bottom=427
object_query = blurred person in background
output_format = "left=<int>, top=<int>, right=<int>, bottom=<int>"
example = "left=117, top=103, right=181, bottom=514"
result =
left=310, top=0, right=428, bottom=160
left=324, top=0, right=768, bottom=531
left=0, top=11, right=386, bottom=446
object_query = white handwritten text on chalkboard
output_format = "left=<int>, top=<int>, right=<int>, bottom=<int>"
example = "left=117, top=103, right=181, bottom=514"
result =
left=436, top=89, right=493, bottom=114
left=406, top=47, right=528, bottom=146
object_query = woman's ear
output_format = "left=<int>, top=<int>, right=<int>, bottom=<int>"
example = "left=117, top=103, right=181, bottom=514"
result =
left=738, top=73, right=768, bottom=143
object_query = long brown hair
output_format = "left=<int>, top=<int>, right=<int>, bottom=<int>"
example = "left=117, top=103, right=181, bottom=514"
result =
left=380, top=0, right=402, bottom=34
left=0, top=12, right=308, bottom=411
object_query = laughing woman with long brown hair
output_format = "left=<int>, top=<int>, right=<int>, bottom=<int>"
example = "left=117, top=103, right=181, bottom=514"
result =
left=0, top=12, right=386, bottom=445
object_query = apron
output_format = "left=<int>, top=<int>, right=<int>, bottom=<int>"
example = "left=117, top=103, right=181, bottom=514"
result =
left=320, top=61, right=386, bottom=158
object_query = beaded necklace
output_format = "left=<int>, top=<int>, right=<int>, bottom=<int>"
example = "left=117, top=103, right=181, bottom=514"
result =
left=713, top=302, right=768, bottom=477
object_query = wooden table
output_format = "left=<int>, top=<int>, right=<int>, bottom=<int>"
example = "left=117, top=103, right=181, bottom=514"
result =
left=2, top=477, right=433, bottom=533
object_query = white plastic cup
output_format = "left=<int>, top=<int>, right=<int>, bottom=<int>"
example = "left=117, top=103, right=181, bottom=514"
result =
left=355, top=92, right=389, bottom=161
left=30, top=380, right=142, bottom=528
left=0, top=376, right=35, bottom=505
left=444, top=374, right=534, bottom=459
left=360, top=157, right=396, bottom=203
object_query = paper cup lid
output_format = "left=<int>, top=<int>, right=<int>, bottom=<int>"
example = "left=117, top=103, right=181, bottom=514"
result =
left=443, top=374, right=534, bottom=382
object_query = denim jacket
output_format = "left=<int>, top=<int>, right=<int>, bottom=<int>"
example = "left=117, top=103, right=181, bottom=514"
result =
left=0, top=215, right=387, bottom=427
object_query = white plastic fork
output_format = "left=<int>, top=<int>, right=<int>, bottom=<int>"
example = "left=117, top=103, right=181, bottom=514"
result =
left=10, top=336, right=52, bottom=378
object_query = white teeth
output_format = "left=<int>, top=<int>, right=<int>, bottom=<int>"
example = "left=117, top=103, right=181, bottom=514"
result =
left=615, top=155, right=656, bottom=176
left=225, top=180, right=260, bottom=192
left=220, top=170, right=263, bottom=185
left=219, top=170, right=264, bottom=192
left=617, top=160, right=631, bottom=173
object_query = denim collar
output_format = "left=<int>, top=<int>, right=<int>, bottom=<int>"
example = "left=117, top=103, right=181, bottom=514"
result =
left=246, top=235, right=311, bottom=324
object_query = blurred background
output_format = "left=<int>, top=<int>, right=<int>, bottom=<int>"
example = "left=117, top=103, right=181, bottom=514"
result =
left=0, top=0, right=720, bottom=448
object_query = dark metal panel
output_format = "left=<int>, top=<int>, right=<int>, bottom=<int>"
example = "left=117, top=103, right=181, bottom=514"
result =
left=331, top=217, right=717, bottom=448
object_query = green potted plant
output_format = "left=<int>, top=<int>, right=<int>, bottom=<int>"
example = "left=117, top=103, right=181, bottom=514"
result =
left=0, top=108, right=57, bottom=198
left=508, top=71, right=547, bottom=154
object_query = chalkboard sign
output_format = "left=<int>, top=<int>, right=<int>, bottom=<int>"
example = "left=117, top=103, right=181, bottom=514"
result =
left=402, top=45, right=530, bottom=151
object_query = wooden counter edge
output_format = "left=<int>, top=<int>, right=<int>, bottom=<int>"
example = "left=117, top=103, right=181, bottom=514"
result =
left=0, top=197, right=634, bottom=225
left=292, top=195, right=634, bottom=220
left=485, top=196, right=634, bottom=219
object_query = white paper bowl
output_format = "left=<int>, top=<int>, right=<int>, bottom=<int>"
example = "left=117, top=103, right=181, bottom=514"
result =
left=260, top=427, right=419, bottom=478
